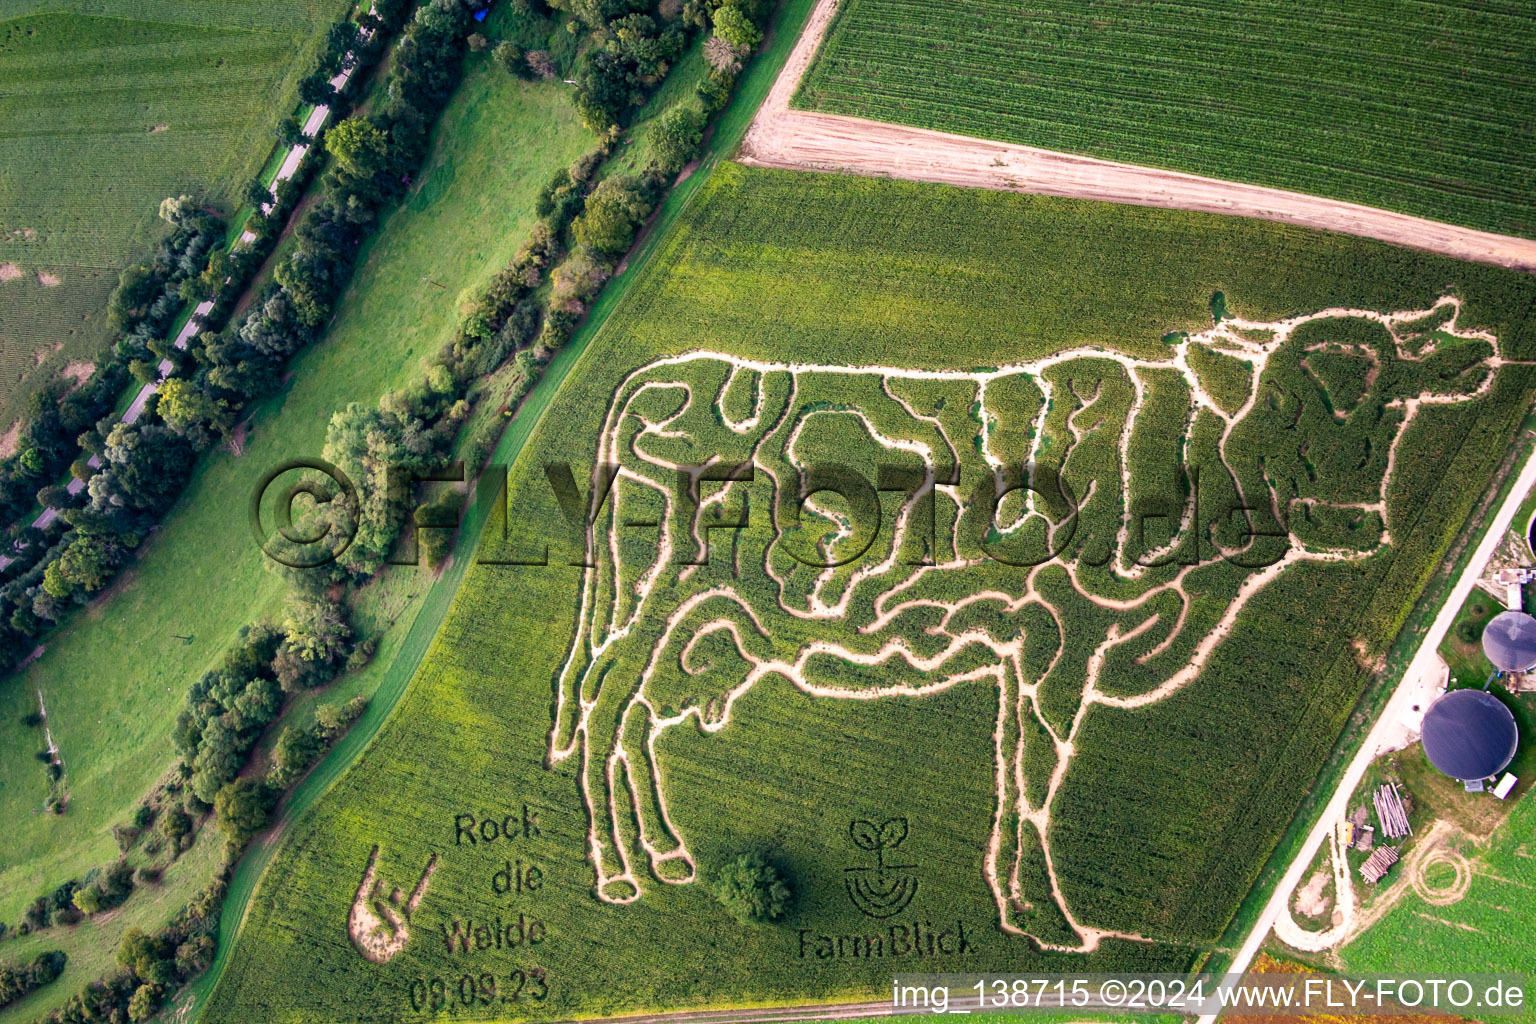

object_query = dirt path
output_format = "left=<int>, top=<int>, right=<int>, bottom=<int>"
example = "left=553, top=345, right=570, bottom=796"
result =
left=739, top=0, right=1536, bottom=273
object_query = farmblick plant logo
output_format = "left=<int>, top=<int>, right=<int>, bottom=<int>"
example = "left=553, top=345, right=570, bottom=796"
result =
left=844, top=818, right=919, bottom=918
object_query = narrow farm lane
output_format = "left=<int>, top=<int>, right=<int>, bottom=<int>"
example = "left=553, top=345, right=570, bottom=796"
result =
left=738, top=0, right=1536, bottom=272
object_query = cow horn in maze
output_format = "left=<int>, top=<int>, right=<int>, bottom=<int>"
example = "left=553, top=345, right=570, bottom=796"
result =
left=546, top=297, right=1502, bottom=949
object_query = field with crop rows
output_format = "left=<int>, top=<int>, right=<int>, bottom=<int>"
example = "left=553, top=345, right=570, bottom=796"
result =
left=794, top=0, right=1536, bottom=240
left=202, top=164, right=1536, bottom=1022
left=0, top=0, right=350, bottom=423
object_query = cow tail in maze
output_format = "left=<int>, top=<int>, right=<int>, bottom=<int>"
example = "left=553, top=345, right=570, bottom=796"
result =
left=547, top=297, right=1503, bottom=945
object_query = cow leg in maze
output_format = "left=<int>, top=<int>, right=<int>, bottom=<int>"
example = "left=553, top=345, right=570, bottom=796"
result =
left=578, top=670, right=646, bottom=902
left=616, top=699, right=696, bottom=883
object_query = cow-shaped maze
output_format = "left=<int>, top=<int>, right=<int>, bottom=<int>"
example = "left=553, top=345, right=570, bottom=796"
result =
left=547, top=297, right=1503, bottom=950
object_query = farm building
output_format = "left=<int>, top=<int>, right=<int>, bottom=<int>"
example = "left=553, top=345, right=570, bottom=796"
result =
left=1420, top=688, right=1519, bottom=784
left=1480, top=610, right=1536, bottom=672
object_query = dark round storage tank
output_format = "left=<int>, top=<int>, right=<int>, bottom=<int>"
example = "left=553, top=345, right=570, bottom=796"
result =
left=1420, top=689, right=1518, bottom=782
left=1481, top=610, right=1536, bottom=673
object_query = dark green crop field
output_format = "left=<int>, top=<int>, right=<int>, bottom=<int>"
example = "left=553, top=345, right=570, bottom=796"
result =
left=0, top=0, right=349, bottom=420
left=794, top=0, right=1536, bottom=240
left=202, top=164, right=1536, bottom=1021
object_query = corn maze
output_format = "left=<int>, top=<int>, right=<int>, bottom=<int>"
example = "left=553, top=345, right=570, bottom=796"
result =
left=551, top=297, right=1508, bottom=951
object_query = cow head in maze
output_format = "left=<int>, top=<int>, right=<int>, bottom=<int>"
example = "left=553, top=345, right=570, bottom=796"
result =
left=547, top=296, right=1500, bottom=950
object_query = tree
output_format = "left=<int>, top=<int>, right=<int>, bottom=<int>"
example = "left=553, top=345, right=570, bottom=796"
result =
left=704, top=34, right=744, bottom=74
left=572, top=175, right=653, bottom=255
left=325, top=116, right=389, bottom=181
left=88, top=421, right=194, bottom=518
left=117, top=928, right=168, bottom=979
left=158, top=195, right=195, bottom=226
left=711, top=852, right=791, bottom=924
left=127, top=983, right=159, bottom=1022
left=242, top=178, right=273, bottom=211
left=157, top=379, right=237, bottom=449
left=273, top=595, right=354, bottom=691
left=72, top=886, right=102, bottom=915
left=298, top=70, right=338, bottom=108
left=467, top=32, right=489, bottom=51
left=213, top=778, right=274, bottom=847
left=42, top=533, right=126, bottom=600
left=494, top=41, right=531, bottom=78
left=275, top=114, right=310, bottom=148
left=711, top=4, right=761, bottom=49
left=526, top=49, right=557, bottom=79
left=175, top=935, right=215, bottom=975
left=160, top=806, right=193, bottom=846
left=651, top=104, right=705, bottom=173
left=574, top=49, right=637, bottom=131
left=268, top=725, right=323, bottom=788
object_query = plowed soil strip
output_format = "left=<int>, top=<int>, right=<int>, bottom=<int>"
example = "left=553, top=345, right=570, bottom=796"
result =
left=738, top=0, right=1536, bottom=272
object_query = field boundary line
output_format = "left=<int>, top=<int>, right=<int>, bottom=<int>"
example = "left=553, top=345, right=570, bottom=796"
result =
left=738, top=0, right=1536, bottom=273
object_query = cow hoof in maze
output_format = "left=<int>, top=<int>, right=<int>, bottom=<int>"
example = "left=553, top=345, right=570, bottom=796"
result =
left=651, top=852, right=696, bottom=883
left=598, top=876, right=642, bottom=903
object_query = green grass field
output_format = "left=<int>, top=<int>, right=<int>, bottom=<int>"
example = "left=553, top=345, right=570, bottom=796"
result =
left=793, top=0, right=1536, bottom=240
left=1340, top=793, right=1536, bottom=979
left=0, top=53, right=590, bottom=931
left=0, top=0, right=350, bottom=426
left=0, top=824, right=224, bottom=1022
left=200, top=162, right=1536, bottom=1022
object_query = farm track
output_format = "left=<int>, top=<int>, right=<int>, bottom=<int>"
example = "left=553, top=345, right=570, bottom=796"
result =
left=737, top=0, right=1536, bottom=273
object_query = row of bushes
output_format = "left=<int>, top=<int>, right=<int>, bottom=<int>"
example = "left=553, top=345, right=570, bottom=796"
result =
left=17, top=2, right=775, bottom=1015
left=31, top=876, right=226, bottom=1024
left=0, top=202, right=213, bottom=533
left=0, top=951, right=65, bottom=1011
left=310, top=0, right=773, bottom=565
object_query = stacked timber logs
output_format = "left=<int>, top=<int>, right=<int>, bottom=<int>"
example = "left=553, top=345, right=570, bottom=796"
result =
left=1360, top=846, right=1400, bottom=884
left=1373, top=782, right=1412, bottom=838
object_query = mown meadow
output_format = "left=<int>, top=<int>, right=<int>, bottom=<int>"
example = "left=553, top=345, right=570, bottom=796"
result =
left=202, top=162, right=1536, bottom=1021
left=793, top=0, right=1536, bottom=240
left=0, top=0, right=352, bottom=424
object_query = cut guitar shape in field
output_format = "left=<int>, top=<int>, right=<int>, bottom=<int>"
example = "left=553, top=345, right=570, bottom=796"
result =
left=546, top=295, right=1508, bottom=951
